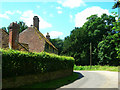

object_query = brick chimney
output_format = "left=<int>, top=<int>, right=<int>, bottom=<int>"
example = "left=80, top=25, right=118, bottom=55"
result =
left=9, top=22, right=20, bottom=50
left=46, top=32, right=50, bottom=41
left=33, top=16, right=39, bottom=30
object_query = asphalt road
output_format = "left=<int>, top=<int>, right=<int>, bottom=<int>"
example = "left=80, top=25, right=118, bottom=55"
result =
left=58, top=70, right=119, bottom=89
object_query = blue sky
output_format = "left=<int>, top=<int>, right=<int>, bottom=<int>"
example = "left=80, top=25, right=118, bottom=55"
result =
left=0, top=0, right=118, bottom=39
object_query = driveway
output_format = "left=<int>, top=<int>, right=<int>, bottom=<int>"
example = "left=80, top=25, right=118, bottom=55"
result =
left=57, top=70, right=119, bottom=89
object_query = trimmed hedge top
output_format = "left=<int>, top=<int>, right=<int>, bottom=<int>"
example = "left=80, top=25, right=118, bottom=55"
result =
left=1, top=49, right=74, bottom=78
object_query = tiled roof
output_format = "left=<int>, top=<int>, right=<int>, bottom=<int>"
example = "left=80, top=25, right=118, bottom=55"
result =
left=33, top=26, right=58, bottom=50
left=0, top=27, right=58, bottom=51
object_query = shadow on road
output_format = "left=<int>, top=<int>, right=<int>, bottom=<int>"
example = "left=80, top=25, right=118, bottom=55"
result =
left=56, top=72, right=84, bottom=89
left=57, top=71, right=84, bottom=88
left=75, top=71, right=84, bottom=80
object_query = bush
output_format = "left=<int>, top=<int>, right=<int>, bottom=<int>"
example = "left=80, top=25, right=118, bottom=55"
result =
left=1, top=49, right=74, bottom=78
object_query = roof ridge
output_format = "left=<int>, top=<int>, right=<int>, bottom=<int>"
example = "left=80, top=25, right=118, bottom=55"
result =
left=18, top=43, right=29, bottom=51
left=0, top=29, right=9, bottom=35
left=33, top=26, right=58, bottom=50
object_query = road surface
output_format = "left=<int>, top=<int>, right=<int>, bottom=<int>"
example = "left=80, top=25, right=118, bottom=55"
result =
left=58, top=70, right=119, bottom=89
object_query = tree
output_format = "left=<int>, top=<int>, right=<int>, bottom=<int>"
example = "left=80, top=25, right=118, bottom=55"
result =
left=97, top=12, right=120, bottom=66
left=82, top=14, right=115, bottom=65
left=112, top=0, right=120, bottom=9
left=98, top=34, right=119, bottom=66
left=1, top=27, right=9, bottom=32
left=1, top=21, right=28, bottom=33
left=62, top=27, right=89, bottom=65
left=18, top=21, right=28, bottom=33
left=112, top=19, right=120, bottom=60
left=112, top=0, right=120, bottom=20
left=50, top=38, right=64, bottom=55
left=62, top=14, right=116, bottom=65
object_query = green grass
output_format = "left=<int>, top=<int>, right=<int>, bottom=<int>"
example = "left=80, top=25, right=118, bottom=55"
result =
left=74, top=65, right=119, bottom=72
left=21, top=72, right=79, bottom=88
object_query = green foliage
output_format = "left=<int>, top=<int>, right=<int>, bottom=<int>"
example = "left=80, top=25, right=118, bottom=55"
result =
left=62, top=14, right=115, bottom=65
left=50, top=38, right=64, bottom=55
left=74, top=65, right=118, bottom=72
left=1, top=27, right=9, bottom=32
left=1, top=21, right=28, bottom=33
left=1, top=48, right=74, bottom=78
left=112, top=1, right=120, bottom=9
left=98, top=34, right=119, bottom=65
left=97, top=13, right=120, bottom=65
left=112, top=19, right=120, bottom=59
left=18, top=21, right=28, bottom=33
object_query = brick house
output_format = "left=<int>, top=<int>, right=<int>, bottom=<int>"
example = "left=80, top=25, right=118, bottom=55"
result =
left=0, top=16, right=58, bottom=54
left=0, top=28, right=29, bottom=51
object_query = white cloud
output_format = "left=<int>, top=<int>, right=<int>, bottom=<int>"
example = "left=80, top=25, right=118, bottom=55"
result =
left=0, top=11, right=14, bottom=19
left=58, top=11, right=62, bottom=14
left=20, top=10, right=52, bottom=29
left=75, top=6, right=110, bottom=27
left=70, top=14, right=73, bottom=19
left=16, top=10, right=22, bottom=14
left=56, top=7, right=62, bottom=14
left=57, top=0, right=86, bottom=8
left=56, top=6, right=62, bottom=9
left=69, top=14, right=73, bottom=22
left=57, top=1, right=62, bottom=4
left=0, top=13, right=10, bottom=19
left=44, top=31, right=63, bottom=38
left=5, top=11, right=14, bottom=15
left=0, top=10, right=22, bottom=19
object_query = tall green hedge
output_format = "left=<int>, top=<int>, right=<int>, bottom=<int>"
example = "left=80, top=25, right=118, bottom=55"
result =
left=1, top=49, right=74, bottom=78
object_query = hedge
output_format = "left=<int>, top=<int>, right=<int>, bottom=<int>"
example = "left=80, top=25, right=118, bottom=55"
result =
left=1, top=49, right=75, bottom=78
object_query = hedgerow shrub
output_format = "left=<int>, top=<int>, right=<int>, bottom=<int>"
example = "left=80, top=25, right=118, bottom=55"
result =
left=1, top=48, right=74, bottom=78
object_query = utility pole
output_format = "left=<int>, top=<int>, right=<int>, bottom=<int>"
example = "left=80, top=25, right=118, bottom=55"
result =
left=90, top=42, right=92, bottom=69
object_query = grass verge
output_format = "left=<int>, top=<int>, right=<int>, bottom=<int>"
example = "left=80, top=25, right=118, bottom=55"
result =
left=21, top=72, right=79, bottom=89
left=74, top=65, right=119, bottom=72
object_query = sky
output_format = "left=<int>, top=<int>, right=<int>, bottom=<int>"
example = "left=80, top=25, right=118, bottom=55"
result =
left=0, top=0, right=118, bottom=39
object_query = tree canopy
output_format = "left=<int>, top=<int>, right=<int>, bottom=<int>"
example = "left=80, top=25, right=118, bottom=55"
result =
left=62, top=13, right=119, bottom=66
left=1, top=21, right=28, bottom=33
left=50, top=38, right=63, bottom=55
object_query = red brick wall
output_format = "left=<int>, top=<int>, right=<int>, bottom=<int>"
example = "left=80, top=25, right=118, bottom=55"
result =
left=19, top=27, right=45, bottom=52
left=33, top=16, right=39, bottom=31
left=9, top=22, right=19, bottom=50
left=0, top=30, right=9, bottom=49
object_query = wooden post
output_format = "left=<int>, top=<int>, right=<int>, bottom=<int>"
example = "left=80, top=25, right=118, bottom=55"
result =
left=90, top=42, right=92, bottom=69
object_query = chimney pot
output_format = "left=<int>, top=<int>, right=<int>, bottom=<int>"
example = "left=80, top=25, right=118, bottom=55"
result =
left=9, top=22, right=20, bottom=49
left=33, top=16, right=39, bottom=30
left=46, top=32, right=50, bottom=41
